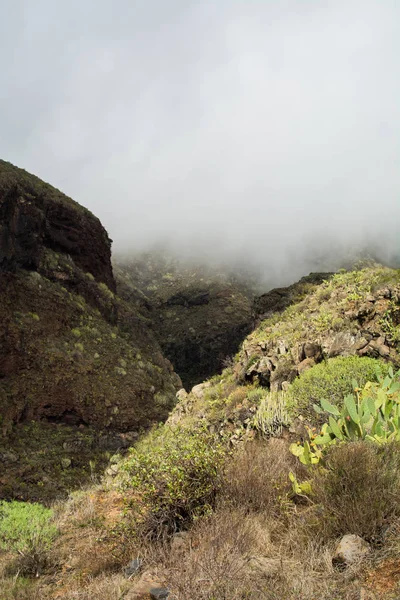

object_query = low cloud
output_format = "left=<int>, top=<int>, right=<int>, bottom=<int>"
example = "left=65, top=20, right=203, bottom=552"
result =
left=1, top=0, right=399, bottom=285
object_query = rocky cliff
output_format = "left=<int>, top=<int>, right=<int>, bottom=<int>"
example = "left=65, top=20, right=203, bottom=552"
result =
left=0, top=160, right=114, bottom=289
left=0, top=162, right=180, bottom=437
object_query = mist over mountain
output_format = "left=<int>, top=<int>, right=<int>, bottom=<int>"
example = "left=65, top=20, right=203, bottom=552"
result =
left=1, top=0, right=399, bottom=285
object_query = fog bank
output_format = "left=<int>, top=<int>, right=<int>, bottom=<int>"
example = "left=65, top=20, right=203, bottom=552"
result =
left=1, top=0, right=399, bottom=285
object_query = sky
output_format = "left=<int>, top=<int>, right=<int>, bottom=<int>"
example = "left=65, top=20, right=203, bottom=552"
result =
left=1, top=0, right=399, bottom=284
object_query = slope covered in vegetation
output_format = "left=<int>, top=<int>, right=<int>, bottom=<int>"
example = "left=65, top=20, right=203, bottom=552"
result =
left=3, top=264, right=400, bottom=599
left=0, top=162, right=181, bottom=501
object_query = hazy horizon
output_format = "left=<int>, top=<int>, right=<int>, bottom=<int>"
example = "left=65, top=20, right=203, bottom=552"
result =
left=1, top=0, right=399, bottom=285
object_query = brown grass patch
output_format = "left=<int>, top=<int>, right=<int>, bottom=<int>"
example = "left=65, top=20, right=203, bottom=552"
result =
left=307, top=442, right=400, bottom=543
left=220, top=437, right=306, bottom=515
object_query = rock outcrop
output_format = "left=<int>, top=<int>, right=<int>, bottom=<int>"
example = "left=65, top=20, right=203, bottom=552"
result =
left=0, top=161, right=180, bottom=436
left=0, top=160, right=114, bottom=289
left=236, top=267, right=400, bottom=391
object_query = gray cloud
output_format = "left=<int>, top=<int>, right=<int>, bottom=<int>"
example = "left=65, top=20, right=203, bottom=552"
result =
left=1, top=0, right=399, bottom=285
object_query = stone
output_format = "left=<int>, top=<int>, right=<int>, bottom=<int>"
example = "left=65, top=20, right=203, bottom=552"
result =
left=357, top=343, right=374, bottom=357
left=377, top=343, right=390, bottom=357
left=328, top=332, right=357, bottom=357
left=176, top=388, right=188, bottom=401
left=124, top=558, right=143, bottom=578
left=191, top=382, right=211, bottom=399
left=303, top=342, right=323, bottom=361
left=355, top=303, right=375, bottom=320
left=377, top=288, right=391, bottom=299
left=150, top=588, right=169, bottom=599
left=61, top=458, right=72, bottom=469
left=297, top=358, right=316, bottom=375
left=277, top=341, right=287, bottom=355
left=332, top=534, right=370, bottom=567
left=353, top=337, right=369, bottom=351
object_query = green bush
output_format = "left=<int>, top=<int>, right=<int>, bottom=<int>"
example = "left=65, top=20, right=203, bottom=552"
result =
left=120, top=425, right=227, bottom=539
left=289, top=355, right=388, bottom=412
left=0, top=501, right=57, bottom=575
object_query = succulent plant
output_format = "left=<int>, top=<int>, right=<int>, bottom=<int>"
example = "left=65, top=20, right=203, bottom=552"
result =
left=290, top=367, right=400, bottom=465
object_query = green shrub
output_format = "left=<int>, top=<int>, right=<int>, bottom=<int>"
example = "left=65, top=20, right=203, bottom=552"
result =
left=289, top=355, right=388, bottom=412
left=98, top=282, right=115, bottom=299
left=0, top=501, right=57, bottom=575
left=120, top=425, right=227, bottom=539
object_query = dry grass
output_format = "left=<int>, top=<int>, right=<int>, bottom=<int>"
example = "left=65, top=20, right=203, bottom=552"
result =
left=4, top=437, right=400, bottom=599
left=142, top=440, right=334, bottom=599
left=307, top=442, right=400, bottom=543
left=220, top=437, right=306, bottom=515
left=161, top=506, right=337, bottom=600
left=0, top=577, right=44, bottom=600
left=49, top=487, right=130, bottom=584
left=164, top=509, right=272, bottom=600
left=51, top=574, right=129, bottom=600
left=155, top=438, right=400, bottom=599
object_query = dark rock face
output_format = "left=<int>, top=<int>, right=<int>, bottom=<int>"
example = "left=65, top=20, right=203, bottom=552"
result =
left=0, top=160, right=114, bottom=290
left=115, top=256, right=255, bottom=389
left=0, top=161, right=180, bottom=438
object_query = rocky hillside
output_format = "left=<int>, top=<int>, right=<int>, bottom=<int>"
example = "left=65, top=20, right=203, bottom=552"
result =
left=0, top=161, right=181, bottom=500
left=2, top=163, right=400, bottom=598
left=115, top=254, right=255, bottom=389
left=4, top=263, right=400, bottom=599
left=237, top=265, right=400, bottom=393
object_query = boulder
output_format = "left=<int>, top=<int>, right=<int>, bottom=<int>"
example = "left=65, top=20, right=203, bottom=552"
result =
left=150, top=588, right=169, bottom=599
left=333, top=534, right=370, bottom=567
left=176, top=388, right=188, bottom=401
left=297, top=358, right=316, bottom=375
left=191, top=382, right=212, bottom=399
left=303, top=342, right=323, bottom=361
left=327, top=332, right=357, bottom=357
